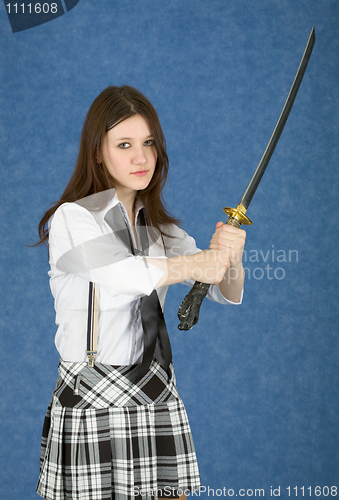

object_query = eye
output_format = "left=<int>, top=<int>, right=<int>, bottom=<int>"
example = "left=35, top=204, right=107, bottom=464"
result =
left=118, top=142, right=131, bottom=149
left=144, top=139, right=155, bottom=147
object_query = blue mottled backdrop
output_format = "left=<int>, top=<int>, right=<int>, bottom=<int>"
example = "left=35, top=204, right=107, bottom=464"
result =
left=0, top=1, right=338, bottom=498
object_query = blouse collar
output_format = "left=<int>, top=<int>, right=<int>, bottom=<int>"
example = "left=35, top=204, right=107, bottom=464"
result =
left=74, top=188, right=144, bottom=227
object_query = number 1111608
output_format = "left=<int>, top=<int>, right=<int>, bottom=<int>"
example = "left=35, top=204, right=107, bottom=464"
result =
left=286, top=486, right=337, bottom=496
left=6, top=3, right=58, bottom=14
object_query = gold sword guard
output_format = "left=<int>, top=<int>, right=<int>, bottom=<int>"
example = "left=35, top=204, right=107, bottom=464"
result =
left=223, top=203, right=253, bottom=228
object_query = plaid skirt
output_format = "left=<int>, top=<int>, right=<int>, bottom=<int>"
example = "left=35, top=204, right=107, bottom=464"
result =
left=36, top=359, right=200, bottom=500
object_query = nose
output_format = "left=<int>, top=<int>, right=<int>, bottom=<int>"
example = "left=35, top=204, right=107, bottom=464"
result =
left=132, top=145, right=147, bottom=165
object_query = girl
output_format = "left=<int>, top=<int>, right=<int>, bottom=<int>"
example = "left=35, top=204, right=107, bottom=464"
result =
left=36, top=85, right=246, bottom=500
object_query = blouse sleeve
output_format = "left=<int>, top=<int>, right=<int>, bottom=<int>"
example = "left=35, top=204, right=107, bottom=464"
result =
left=163, top=224, right=243, bottom=305
left=49, top=203, right=167, bottom=297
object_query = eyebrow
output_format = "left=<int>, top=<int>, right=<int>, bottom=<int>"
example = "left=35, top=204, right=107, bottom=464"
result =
left=113, top=135, right=154, bottom=142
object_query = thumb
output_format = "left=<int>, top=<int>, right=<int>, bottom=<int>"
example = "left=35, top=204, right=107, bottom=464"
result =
left=215, top=221, right=224, bottom=228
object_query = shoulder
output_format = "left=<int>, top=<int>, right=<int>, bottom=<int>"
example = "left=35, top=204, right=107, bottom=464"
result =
left=49, top=202, right=100, bottom=237
left=51, top=189, right=117, bottom=228
left=50, top=202, right=91, bottom=225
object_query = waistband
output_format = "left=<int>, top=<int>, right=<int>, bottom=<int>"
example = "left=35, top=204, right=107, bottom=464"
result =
left=53, top=358, right=179, bottom=410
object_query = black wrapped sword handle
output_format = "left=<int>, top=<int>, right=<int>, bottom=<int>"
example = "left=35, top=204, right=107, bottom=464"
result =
left=177, top=204, right=252, bottom=330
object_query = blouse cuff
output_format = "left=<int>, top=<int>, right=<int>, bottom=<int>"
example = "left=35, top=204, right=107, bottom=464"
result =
left=208, top=284, right=244, bottom=305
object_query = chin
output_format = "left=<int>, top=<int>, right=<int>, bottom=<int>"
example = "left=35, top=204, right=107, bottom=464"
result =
left=132, top=178, right=152, bottom=190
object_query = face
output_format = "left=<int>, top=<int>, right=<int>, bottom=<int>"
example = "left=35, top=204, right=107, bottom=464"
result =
left=100, top=114, right=157, bottom=199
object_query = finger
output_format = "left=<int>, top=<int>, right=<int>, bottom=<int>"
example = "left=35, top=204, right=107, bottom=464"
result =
left=210, top=235, right=245, bottom=255
left=209, top=242, right=227, bottom=250
left=215, top=229, right=246, bottom=244
left=212, top=231, right=240, bottom=245
left=217, top=224, right=246, bottom=237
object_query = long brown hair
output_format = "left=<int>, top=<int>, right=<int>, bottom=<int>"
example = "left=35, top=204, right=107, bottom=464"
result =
left=37, top=85, right=179, bottom=245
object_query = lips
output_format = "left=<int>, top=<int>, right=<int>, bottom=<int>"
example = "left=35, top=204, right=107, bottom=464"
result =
left=131, top=170, right=148, bottom=177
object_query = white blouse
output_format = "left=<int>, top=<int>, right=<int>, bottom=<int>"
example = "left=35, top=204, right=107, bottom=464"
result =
left=48, top=189, right=242, bottom=365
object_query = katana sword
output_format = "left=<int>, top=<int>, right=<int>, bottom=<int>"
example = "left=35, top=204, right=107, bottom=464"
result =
left=178, top=27, right=316, bottom=331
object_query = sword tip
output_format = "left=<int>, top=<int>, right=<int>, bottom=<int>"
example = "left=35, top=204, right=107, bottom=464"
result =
left=311, top=26, right=316, bottom=42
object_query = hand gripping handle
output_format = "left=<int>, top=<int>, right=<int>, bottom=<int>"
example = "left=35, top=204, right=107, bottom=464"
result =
left=177, top=205, right=252, bottom=330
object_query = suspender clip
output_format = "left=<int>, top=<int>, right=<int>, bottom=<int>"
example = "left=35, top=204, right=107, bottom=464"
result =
left=87, top=281, right=99, bottom=368
left=87, top=353, right=96, bottom=367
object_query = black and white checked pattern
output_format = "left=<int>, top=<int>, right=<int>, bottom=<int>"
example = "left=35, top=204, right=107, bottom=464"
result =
left=36, top=359, right=200, bottom=500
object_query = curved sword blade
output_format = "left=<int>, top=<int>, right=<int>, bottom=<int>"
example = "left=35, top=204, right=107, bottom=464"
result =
left=178, top=27, right=316, bottom=331
left=240, top=26, right=316, bottom=210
